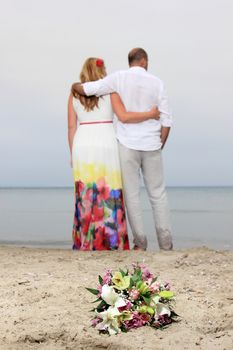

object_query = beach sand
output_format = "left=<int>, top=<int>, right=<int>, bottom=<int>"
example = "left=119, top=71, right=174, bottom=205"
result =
left=0, top=246, right=233, bottom=350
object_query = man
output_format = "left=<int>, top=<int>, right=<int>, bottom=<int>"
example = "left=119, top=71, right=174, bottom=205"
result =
left=72, top=48, right=173, bottom=250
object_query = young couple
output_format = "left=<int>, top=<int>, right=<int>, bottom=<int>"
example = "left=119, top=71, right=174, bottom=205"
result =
left=68, top=48, right=173, bottom=251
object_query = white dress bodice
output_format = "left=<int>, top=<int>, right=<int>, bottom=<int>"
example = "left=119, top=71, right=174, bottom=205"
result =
left=72, top=95, right=114, bottom=123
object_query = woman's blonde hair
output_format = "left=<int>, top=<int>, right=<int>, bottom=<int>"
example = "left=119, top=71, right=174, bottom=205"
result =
left=73, top=57, right=106, bottom=111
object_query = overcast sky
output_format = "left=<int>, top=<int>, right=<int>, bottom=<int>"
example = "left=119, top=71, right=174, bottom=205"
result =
left=0, top=0, right=233, bottom=187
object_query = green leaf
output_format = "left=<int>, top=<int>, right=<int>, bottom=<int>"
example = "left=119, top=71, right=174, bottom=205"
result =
left=119, top=268, right=126, bottom=277
left=151, top=294, right=160, bottom=304
left=135, top=268, right=142, bottom=278
left=129, top=277, right=134, bottom=289
left=136, top=281, right=142, bottom=289
left=171, top=310, right=180, bottom=318
left=131, top=274, right=138, bottom=283
left=96, top=300, right=107, bottom=312
left=86, top=287, right=99, bottom=295
left=151, top=276, right=158, bottom=283
left=121, top=326, right=128, bottom=333
left=159, top=291, right=174, bottom=299
left=98, top=275, right=103, bottom=285
left=142, top=295, right=151, bottom=305
left=131, top=268, right=142, bottom=282
left=91, top=297, right=102, bottom=303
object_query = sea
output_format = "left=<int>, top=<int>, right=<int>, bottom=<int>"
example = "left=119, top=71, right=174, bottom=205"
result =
left=0, top=187, right=232, bottom=250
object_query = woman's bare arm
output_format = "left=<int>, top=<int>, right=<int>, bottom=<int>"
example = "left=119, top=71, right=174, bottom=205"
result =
left=67, top=93, right=77, bottom=162
left=110, top=93, right=160, bottom=123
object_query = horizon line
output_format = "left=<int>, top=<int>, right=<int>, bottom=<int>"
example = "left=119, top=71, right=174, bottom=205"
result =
left=1, top=185, right=233, bottom=189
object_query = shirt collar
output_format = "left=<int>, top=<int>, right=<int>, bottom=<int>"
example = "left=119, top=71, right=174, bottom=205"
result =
left=129, top=66, right=147, bottom=73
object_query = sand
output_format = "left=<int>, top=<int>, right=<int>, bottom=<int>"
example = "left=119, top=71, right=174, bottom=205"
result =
left=0, top=246, right=233, bottom=350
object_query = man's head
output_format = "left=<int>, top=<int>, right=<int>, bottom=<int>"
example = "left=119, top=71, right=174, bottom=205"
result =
left=128, top=48, right=148, bottom=70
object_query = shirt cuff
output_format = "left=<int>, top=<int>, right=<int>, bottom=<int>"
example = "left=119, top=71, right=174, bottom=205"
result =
left=83, top=82, right=94, bottom=96
left=160, top=115, right=173, bottom=127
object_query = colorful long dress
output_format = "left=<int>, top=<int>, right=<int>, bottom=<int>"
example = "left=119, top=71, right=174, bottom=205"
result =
left=72, top=95, right=129, bottom=250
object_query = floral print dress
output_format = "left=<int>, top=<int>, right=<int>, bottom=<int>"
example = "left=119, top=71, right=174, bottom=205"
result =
left=72, top=95, right=129, bottom=250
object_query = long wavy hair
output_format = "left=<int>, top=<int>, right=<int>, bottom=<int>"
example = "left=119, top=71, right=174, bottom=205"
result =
left=73, top=57, right=106, bottom=111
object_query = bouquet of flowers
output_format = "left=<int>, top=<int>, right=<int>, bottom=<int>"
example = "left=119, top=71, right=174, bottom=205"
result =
left=86, top=263, right=178, bottom=335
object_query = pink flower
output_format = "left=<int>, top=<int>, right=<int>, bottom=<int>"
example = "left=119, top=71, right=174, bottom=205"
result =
left=129, top=287, right=140, bottom=300
left=149, top=281, right=161, bottom=293
left=97, top=284, right=102, bottom=297
left=103, top=269, right=112, bottom=285
left=164, top=281, right=172, bottom=290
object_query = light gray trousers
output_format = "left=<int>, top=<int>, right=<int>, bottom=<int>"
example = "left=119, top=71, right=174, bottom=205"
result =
left=118, top=142, right=173, bottom=250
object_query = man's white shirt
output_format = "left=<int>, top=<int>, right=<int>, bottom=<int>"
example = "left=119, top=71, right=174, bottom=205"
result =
left=83, top=66, right=173, bottom=151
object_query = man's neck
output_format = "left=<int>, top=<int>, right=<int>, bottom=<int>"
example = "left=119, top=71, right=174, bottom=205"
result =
left=129, top=64, right=147, bottom=70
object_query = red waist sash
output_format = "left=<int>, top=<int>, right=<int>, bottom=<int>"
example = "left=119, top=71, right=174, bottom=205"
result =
left=79, top=121, right=113, bottom=125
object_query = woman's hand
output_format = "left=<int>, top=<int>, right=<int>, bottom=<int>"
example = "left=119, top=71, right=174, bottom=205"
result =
left=149, top=106, right=160, bottom=120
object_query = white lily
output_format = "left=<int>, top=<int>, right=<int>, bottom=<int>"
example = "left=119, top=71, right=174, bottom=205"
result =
left=151, top=294, right=160, bottom=305
left=101, top=284, right=126, bottom=308
left=96, top=306, right=121, bottom=335
left=156, top=302, right=171, bottom=317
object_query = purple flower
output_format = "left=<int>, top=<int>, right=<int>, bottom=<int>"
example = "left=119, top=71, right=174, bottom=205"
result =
left=158, top=314, right=172, bottom=326
left=118, top=300, right=132, bottom=312
left=141, top=267, right=154, bottom=281
left=91, top=317, right=102, bottom=327
left=123, top=312, right=151, bottom=330
left=132, top=263, right=154, bottom=281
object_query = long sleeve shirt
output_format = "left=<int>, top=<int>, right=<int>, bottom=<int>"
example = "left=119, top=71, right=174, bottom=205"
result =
left=83, top=66, right=173, bottom=151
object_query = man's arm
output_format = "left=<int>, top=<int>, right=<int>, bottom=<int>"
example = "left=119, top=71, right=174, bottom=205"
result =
left=158, top=82, right=173, bottom=127
left=161, top=127, right=170, bottom=149
left=72, top=72, right=118, bottom=97
left=158, top=82, right=173, bottom=148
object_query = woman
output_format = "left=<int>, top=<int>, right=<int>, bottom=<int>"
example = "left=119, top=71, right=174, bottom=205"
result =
left=68, top=57, right=160, bottom=250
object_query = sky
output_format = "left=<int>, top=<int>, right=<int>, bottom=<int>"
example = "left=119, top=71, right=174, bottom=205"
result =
left=0, top=0, right=233, bottom=187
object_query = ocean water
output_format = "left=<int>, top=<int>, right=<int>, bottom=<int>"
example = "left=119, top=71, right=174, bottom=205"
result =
left=0, top=187, right=232, bottom=250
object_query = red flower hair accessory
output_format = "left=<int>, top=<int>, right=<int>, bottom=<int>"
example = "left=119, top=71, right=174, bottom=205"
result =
left=96, top=58, right=104, bottom=67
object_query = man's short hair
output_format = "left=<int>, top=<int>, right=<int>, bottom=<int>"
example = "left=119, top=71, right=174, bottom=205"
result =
left=128, top=48, right=148, bottom=65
